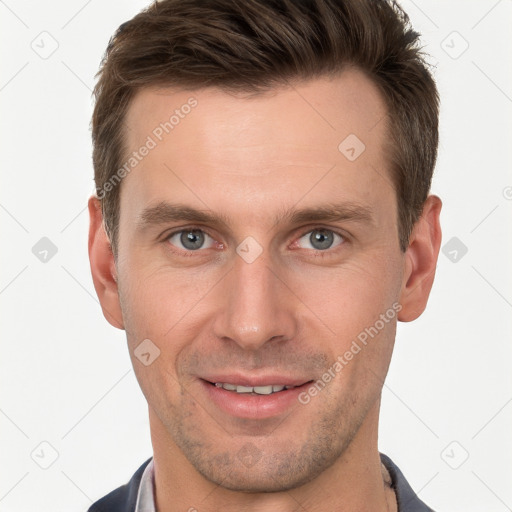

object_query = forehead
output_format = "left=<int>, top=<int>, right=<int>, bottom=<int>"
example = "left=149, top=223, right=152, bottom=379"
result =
left=120, top=69, right=394, bottom=228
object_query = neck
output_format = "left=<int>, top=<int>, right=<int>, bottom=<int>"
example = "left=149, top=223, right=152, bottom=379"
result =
left=150, top=399, right=393, bottom=512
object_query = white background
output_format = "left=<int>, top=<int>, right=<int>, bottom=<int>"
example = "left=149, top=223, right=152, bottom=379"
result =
left=1, top=1, right=511, bottom=511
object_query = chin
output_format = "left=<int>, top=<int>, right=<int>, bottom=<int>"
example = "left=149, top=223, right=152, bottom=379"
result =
left=198, top=464, right=319, bottom=494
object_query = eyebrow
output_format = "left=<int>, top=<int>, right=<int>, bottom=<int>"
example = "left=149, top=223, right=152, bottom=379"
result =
left=137, top=201, right=375, bottom=231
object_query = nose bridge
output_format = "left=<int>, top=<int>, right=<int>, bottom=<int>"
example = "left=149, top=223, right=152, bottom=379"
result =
left=213, top=246, right=297, bottom=350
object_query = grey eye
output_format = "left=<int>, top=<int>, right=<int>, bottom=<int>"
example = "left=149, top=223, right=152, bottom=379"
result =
left=168, top=229, right=214, bottom=251
left=297, top=229, right=344, bottom=251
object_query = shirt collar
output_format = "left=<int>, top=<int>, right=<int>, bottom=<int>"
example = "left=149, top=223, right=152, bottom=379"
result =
left=134, top=458, right=156, bottom=512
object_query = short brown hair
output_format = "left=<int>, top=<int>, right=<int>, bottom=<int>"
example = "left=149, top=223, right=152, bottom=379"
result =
left=92, top=0, right=439, bottom=255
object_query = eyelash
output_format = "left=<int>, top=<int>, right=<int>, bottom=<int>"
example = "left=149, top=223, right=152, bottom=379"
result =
left=162, top=226, right=348, bottom=258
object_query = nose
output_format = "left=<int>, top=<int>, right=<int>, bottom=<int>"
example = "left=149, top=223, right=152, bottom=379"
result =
left=212, top=245, right=298, bottom=352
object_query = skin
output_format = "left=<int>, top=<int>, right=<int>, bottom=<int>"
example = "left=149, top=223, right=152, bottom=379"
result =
left=89, top=68, right=442, bottom=511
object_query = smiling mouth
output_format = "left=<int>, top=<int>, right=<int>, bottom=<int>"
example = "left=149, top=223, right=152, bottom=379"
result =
left=203, top=380, right=313, bottom=395
left=200, top=378, right=315, bottom=419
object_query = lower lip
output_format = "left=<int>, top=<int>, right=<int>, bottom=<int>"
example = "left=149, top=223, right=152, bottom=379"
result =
left=200, top=380, right=313, bottom=419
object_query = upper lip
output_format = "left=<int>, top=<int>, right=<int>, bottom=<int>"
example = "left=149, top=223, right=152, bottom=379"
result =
left=201, top=374, right=312, bottom=387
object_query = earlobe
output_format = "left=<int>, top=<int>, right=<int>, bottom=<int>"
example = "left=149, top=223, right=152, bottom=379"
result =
left=398, top=195, right=442, bottom=322
left=88, top=196, right=125, bottom=330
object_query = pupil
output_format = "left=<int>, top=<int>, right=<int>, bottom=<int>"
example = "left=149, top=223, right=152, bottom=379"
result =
left=181, top=230, right=204, bottom=250
left=310, top=229, right=333, bottom=250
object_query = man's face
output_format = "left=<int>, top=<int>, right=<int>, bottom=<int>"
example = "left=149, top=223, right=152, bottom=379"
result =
left=115, top=70, right=406, bottom=491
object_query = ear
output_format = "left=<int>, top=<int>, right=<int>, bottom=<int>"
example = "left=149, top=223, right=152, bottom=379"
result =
left=88, top=196, right=124, bottom=329
left=398, top=195, right=442, bottom=322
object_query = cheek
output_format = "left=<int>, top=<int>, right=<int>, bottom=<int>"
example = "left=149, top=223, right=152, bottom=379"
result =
left=118, top=269, right=192, bottom=410
left=289, top=254, right=401, bottom=396
left=119, top=256, right=214, bottom=339
left=291, top=254, right=402, bottom=340
left=118, top=261, right=226, bottom=399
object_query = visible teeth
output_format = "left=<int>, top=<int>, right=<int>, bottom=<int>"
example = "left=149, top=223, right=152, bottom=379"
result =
left=253, top=385, right=273, bottom=395
left=214, top=383, right=295, bottom=394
